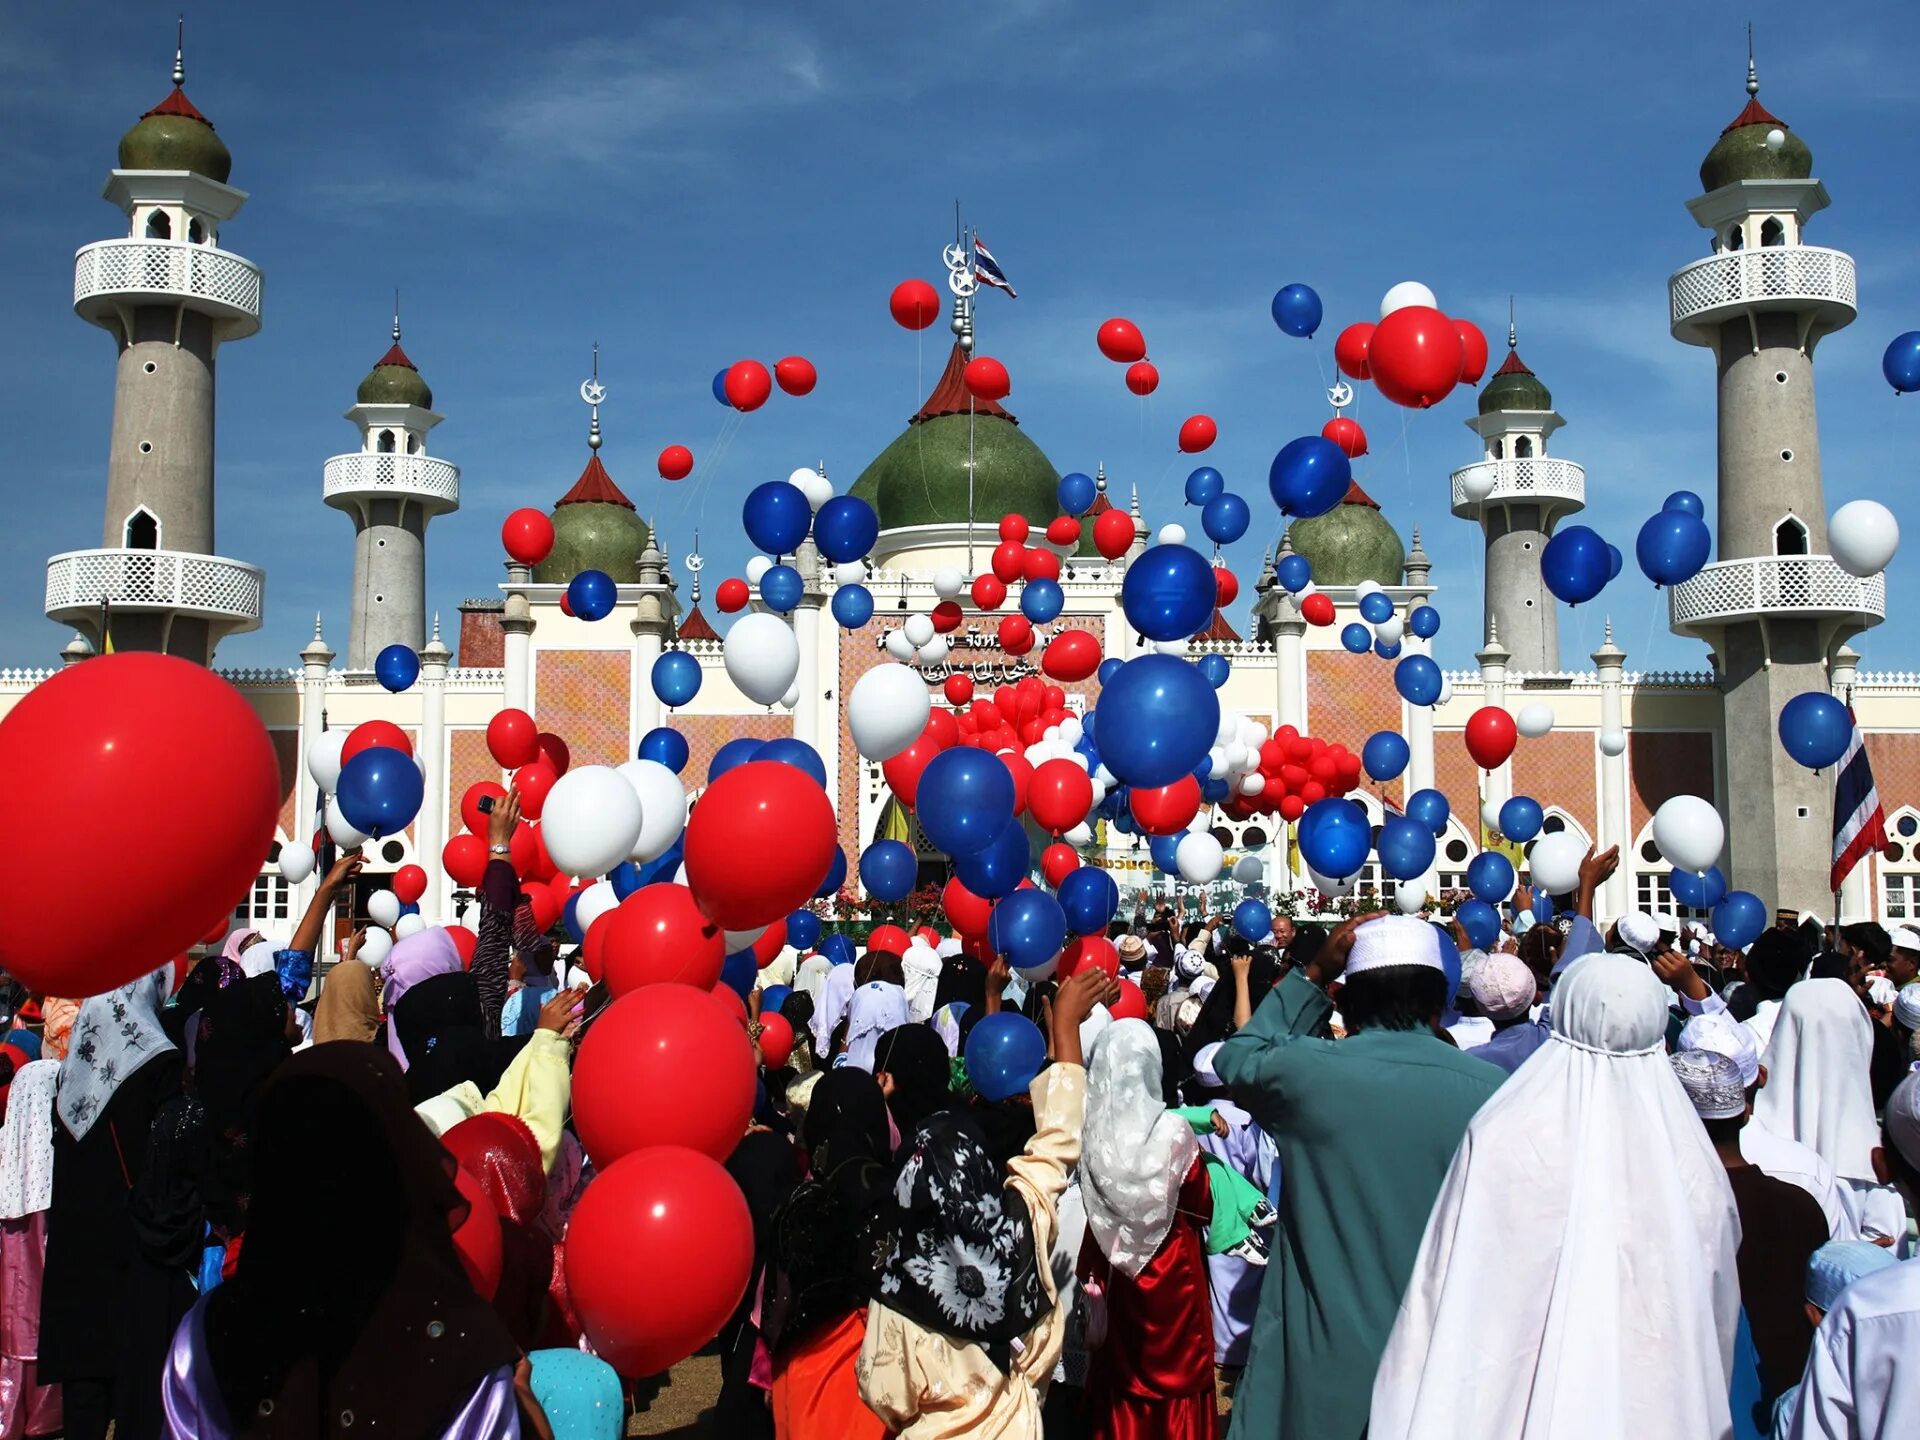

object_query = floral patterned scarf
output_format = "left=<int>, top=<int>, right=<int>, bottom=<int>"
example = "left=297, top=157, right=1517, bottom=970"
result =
left=54, top=966, right=176, bottom=1140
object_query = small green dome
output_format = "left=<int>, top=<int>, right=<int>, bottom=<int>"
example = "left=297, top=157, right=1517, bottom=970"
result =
left=856, top=412, right=1060, bottom=532
left=118, top=90, right=231, bottom=183
left=1478, top=352, right=1553, bottom=415
left=1286, top=487, right=1405, bottom=589
left=1701, top=98, right=1811, bottom=192
left=357, top=344, right=433, bottom=408
left=532, top=456, right=650, bottom=586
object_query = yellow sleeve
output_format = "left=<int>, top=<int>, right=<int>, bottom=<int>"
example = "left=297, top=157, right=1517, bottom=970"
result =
left=480, top=1029, right=572, bottom=1170
left=1004, top=1063, right=1086, bottom=1221
left=856, top=1302, right=923, bottom=1432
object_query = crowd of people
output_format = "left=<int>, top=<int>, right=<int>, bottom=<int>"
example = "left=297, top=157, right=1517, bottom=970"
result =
left=1, top=818, right=1918, bottom=1439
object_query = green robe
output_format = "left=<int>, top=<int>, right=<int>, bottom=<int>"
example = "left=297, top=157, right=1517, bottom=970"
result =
left=1216, top=972, right=1502, bottom=1439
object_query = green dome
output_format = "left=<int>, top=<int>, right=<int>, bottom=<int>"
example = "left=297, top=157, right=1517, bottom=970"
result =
left=1701, top=108, right=1811, bottom=192
left=1286, top=490, right=1404, bottom=589
left=532, top=456, right=649, bottom=586
left=118, top=90, right=231, bottom=183
left=857, top=412, right=1060, bottom=531
left=1478, top=353, right=1553, bottom=415
left=357, top=365, right=433, bottom=409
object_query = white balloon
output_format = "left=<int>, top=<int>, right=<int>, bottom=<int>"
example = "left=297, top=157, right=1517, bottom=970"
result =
left=849, top=663, right=932, bottom=761
left=781, top=683, right=800, bottom=709
left=1158, top=524, right=1187, bottom=546
left=1395, top=878, right=1428, bottom=914
left=1481, top=800, right=1504, bottom=834
left=1242, top=721, right=1269, bottom=748
left=795, top=469, right=835, bottom=510
left=918, top=636, right=950, bottom=665
left=1015, top=955, right=1060, bottom=983
left=358, top=928, right=393, bottom=968
left=1239, top=772, right=1266, bottom=796
left=884, top=629, right=917, bottom=661
left=1232, top=854, right=1264, bottom=884
left=577, top=880, right=620, bottom=934
left=1154, top=638, right=1190, bottom=656
left=307, top=730, right=348, bottom=793
left=1598, top=728, right=1627, bottom=758
left=1373, top=615, right=1404, bottom=646
left=725, top=923, right=769, bottom=953
left=934, top=568, right=965, bottom=600
left=1516, top=703, right=1556, bottom=739
left=368, top=890, right=402, bottom=928
left=1064, top=822, right=1094, bottom=847
left=1208, top=747, right=1229, bottom=780
left=834, top=561, right=867, bottom=585
left=745, top=555, right=773, bottom=585
left=278, top=844, right=315, bottom=884
left=1528, top=831, right=1587, bottom=894
left=1058, top=716, right=1083, bottom=745
left=1216, top=710, right=1241, bottom=745
left=1309, top=865, right=1357, bottom=898
left=325, top=795, right=367, bottom=848
left=1437, top=677, right=1454, bottom=705
left=787, top=465, right=819, bottom=489
left=1175, top=831, right=1224, bottom=883
left=724, top=611, right=801, bottom=705
left=1095, top=764, right=1117, bottom=787
left=1460, top=466, right=1499, bottom=503
left=1828, top=499, right=1899, bottom=578
left=1354, top=580, right=1384, bottom=600
left=1380, top=280, right=1438, bottom=317
left=542, top=765, right=645, bottom=878
left=1764, top=127, right=1787, bottom=153
left=616, top=759, right=688, bottom=862
left=395, top=913, right=426, bottom=939
left=1224, top=742, right=1251, bottom=771
left=1652, top=794, right=1724, bottom=874
left=903, top=613, right=935, bottom=648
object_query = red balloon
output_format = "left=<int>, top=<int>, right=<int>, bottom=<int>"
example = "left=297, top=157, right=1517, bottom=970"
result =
left=574, top=985, right=756, bottom=1165
left=1060, top=934, right=1119, bottom=979
left=1300, top=593, right=1335, bottom=626
left=711, top=983, right=749, bottom=1026
left=1278, top=793, right=1306, bottom=822
left=1042, top=629, right=1102, bottom=682
left=501, top=508, right=555, bottom=566
left=1335, top=322, right=1375, bottom=380
left=715, top=577, right=750, bottom=613
left=971, top=573, right=1007, bottom=610
left=684, top=762, right=837, bottom=930
left=603, top=883, right=727, bottom=994
left=558, top=591, right=574, bottom=618
left=446, top=924, right=478, bottom=966
left=460, top=781, right=505, bottom=836
left=965, top=355, right=1011, bottom=401
left=1455, top=318, right=1490, bottom=385
left=999, top=514, right=1030, bottom=544
left=1322, top=416, right=1369, bottom=458
left=343, top=719, right=410, bottom=764
left=924, top=707, right=960, bottom=750
left=1021, top=548, right=1061, bottom=583
left=511, top=761, right=559, bottom=820
left=868, top=924, right=910, bottom=957
left=487, top=709, right=540, bottom=769
left=1041, top=842, right=1080, bottom=888
left=756, top=1012, right=795, bottom=1068
left=890, top=278, right=941, bottom=331
left=1125, top=360, right=1160, bottom=396
left=1178, top=414, right=1218, bottom=453
left=944, top=673, right=974, bottom=706
left=1214, top=567, right=1240, bottom=607
left=931, top=600, right=964, bottom=634
left=1030, top=759, right=1094, bottom=833
left=724, top=360, right=773, bottom=412
left=523, top=822, right=559, bottom=883
left=392, top=864, right=428, bottom=905
left=1110, top=977, right=1149, bottom=1022
left=1045, top=515, right=1082, bottom=547
left=944, top=877, right=993, bottom=937
left=449, top=1164, right=502, bottom=1300
left=882, top=729, right=946, bottom=808
left=443, top=834, right=487, bottom=889
left=1131, top=775, right=1202, bottom=835
left=998, top=615, right=1034, bottom=656
left=507, top=822, right=538, bottom=879
left=537, top=732, right=571, bottom=777
left=566, top=1147, right=752, bottom=1378
left=526, top=881, right=561, bottom=933
left=1096, top=317, right=1148, bottom=363
left=991, top=540, right=1026, bottom=583
left=1093, top=507, right=1135, bottom=560
left=0, top=655, right=281, bottom=997
left=1369, top=305, right=1463, bottom=410
left=658, top=445, right=694, bottom=481
left=773, top=355, right=817, bottom=396
left=1464, top=706, right=1519, bottom=770
left=1002, top=752, right=1033, bottom=816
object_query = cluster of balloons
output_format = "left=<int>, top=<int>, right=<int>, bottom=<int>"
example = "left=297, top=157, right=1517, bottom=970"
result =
left=712, top=356, right=816, bottom=412
left=1179, top=467, right=1253, bottom=546
left=1335, top=283, right=1489, bottom=410
left=308, top=718, right=423, bottom=844
left=1095, top=318, right=1156, bottom=398
left=1540, top=524, right=1622, bottom=606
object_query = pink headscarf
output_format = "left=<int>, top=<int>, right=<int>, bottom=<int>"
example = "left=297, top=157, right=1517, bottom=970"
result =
left=381, top=927, right=463, bottom=1068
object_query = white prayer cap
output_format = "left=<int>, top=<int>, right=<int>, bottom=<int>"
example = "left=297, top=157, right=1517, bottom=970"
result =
left=1805, top=1241, right=1900, bottom=1313
left=1079, top=1002, right=1113, bottom=1057
left=1669, top=1050, right=1747, bottom=1120
left=238, top=940, right=277, bottom=978
left=1175, top=947, right=1205, bottom=980
left=936, top=937, right=964, bottom=957
left=1512, top=911, right=1537, bottom=938
left=1344, top=915, right=1447, bottom=977
left=1867, top=975, right=1898, bottom=1009
left=1615, top=911, right=1660, bottom=957
left=1895, top=983, right=1920, bottom=1032
left=1467, top=952, right=1536, bottom=1022
left=1885, top=1071, right=1920, bottom=1172
left=1654, top=911, right=1682, bottom=938
left=1678, top=1009, right=1760, bottom=1087
left=1192, top=1041, right=1224, bottom=1088
left=1890, top=927, right=1920, bottom=955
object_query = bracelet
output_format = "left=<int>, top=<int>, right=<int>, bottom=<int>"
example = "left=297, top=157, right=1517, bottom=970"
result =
left=489, top=844, right=511, bottom=855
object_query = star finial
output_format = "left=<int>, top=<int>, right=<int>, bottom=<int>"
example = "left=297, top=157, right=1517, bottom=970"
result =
left=580, top=344, right=606, bottom=451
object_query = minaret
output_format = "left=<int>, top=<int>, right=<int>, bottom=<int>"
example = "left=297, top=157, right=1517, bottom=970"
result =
left=1666, top=48, right=1883, bottom=913
left=323, top=303, right=460, bottom=668
left=1451, top=310, right=1586, bottom=673
left=48, top=28, right=264, bottom=662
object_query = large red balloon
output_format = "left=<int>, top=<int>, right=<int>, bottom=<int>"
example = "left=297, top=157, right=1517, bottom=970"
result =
left=0, top=655, right=280, bottom=997
left=1178, top=415, right=1218, bottom=453
left=964, top=356, right=1010, bottom=401
left=998, top=616, right=1034, bottom=656
left=890, top=278, right=941, bottom=330
left=343, top=719, right=410, bottom=764
left=658, top=445, right=694, bottom=481
left=1322, top=416, right=1368, bottom=458
left=1029, top=759, right=1094, bottom=833
left=1131, top=775, right=1202, bottom=835
left=526, top=882, right=562, bottom=933
left=715, top=577, right=750, bottom=613
left=1045, top=515, right=1082, bottom=548
left=443, top=834, right=488, bottom=889
left=1214, top=567, right=1240, bottom=607
left=1300, top=593, right=1336, bottom=626
left=446, top=924, right=478, bottom=966
left=1041, top=842, right=1079, bottom=888
left=1369, top=305, right=1463, bottom=409
left=1021, top=548, right=1061, bottom=583
left=1042, top=629, right=1102, bottom=682
left=1096, top=318, right=1148, bottom=363
left=1110, top=977, right=1149, bottom=1022
left=1334, top=323, right=1375, bottom=380
left=603, top=883, right=727, bottom=994
left=501, top=508, right=555, bottom=566
left=683, top=762, right=836, bottom=930
left=511, top=761, right=559, bottom=820
left=882, top=727, right=947, bottom=808
left=943, top=877, right=993, bottom=937
left=1060, top=934, right=1119, bottom=979
left=392, top=864, right=428, bottom=905
left=756, top=1012, right=795, bottom=1068
left=536, top=733, right=571, bottom=778
left=461, top=781, right=506, bottom=836
left=573, top=985, right=756, bottom=1166
left=567, top=1147, right=752, bottom=1378
left=724, top=360, right=773, bottom=412
left=944, top=674, right=974, bottom=706
left=773, top=355, right=817, bottom=396
left=1455, top=319, right=1490, bottom=385
left=868, top=924, right=910, bottom=957
left=449, top=1164, right=502, bottom=1300
left=931, top=600, right=964, bottom=634
left=1464, top=706, right=1518, bottom=770
left=998, top=514, right=1030, bottom=544
left=970, top=573, right=1007, bottom=610
left=991, top=540, right=1026, bottom=584
left=1093, top=507, right=1135, bottom=560
left=487, top=709, right=540, bottom=769
left=1125, top=361, right=1159, bottom=396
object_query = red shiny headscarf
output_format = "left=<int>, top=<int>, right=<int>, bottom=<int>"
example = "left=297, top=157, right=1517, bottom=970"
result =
left=441, top=1112, right=546, bottom=1229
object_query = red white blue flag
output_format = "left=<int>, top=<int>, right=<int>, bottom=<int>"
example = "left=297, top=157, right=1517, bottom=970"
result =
left=1831, top=706, right=1886, bottom=892
left=972, top=236, right=1017, bottom=298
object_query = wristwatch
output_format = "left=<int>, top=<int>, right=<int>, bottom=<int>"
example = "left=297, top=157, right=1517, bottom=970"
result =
left=489, top=844, right=512, bottom=856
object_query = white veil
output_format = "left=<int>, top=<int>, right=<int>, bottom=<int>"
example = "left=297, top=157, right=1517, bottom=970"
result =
left=1080, top=1018, right=1198, bottom=1278
left=1752, top=977, right=1881, bottom=1183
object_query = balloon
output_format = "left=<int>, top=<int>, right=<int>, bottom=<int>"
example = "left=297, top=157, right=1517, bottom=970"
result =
left=830, top=584, right=875, bottom=629
left=1380, top=280, right=1439, bottom=316
left=711, top=368, right=730, bottom=406
left=1175, top=831, right=1224, bottom=883
left=1882, top=331, right=1920, bottom=393
left=1046, top=515, right=1083, bottom=548
left=443, top=834, right=488, bottom=889
left=277, top=842, right=316, bottom=885
left=1096, top=317, right=1148, bottom=363
left=1395, top=878, right=1429, bottom=915
left=1058, top=866, right=1120, bottom=936
left=1109, top=978, right=1149, bottom=1021
left=1094, top=656, right=1221, bottom=788
left=1405, top=787, right=1450, bottom=836
left=1184, top=466, right=1225, bottom=507
left=367, top=888, right=402, bottom=930
left=391, top=864, right=427, bottom=905
left=1395, top=655, right=1443, bottom=706
left=307, top=729, right=348, bottom=793
left=758, top=564, right=803, bottom=613
left=891, top=278, right=941, bottom=330
left=1322, top=415, right=1368, bottom=458
left=684, top=762, right=837, bottom=930
left=567, top=569, right=616, bottom=622
left=1276, top=553, right=1312, bottom=593
left=336, top=746, right=423, bottom=839
left=1464, top=707, right=1517, bottom=769
left=1828, top=499, right=1899, bottom=577
left=1092, top=508, right=1135, bottom=560
left=1131, top=775, right=1202, bottom=835
left=1528, top=831, right=1587, bottom=895
left=814, top=496, right=879, bottom=564
left=1271, top=283, right=1322, bottom=338
left=602, top=883, right=726, bottom=993
left=964, top=1012, right=1047, bottom=1101
left=1059, top=935, right=1118, bottom=980
left=989, top=889, right=1067, bottom=973
left=1299, top=593, right=1335, bottom=627
left=1497, top=795, right=1544, bottom=843
left=629, top=732, right=687, bottom=781
left=859, top=839, right=918, bottom=903
left=1777, top=692, right=1853, bottom=769
left=1042, top=629, right=1103, bottom=684
left=964, top=355, right=1011, bottom=401
left=1652, top=794, right=1725, bottom=875
left=511, top=760, right=559, bottom=820
left=1362, top=730, right=1410, bottom=782
left=343, top=719, right=411, bottom=764
left=501, top=507, right=556, bottom=566
left=708, top=737, right=763, bottom=783
left=1455, top=319, right=1490, bottom=384
left=1540, top=524, right=1612, bottom=605
left=774, top=355, right=816, bottom=396
left=1635, top=510, right=1712, bottom=587
left=1515, top=703, right=1555, bottom=739
left=1229, top=898, right=1272, bottom=944
left=448, top=1163, right=502, bottom=1299
left=1021, top=577, right=1065, bottom=624
left=1298, top=798, right=1370, bottom=879
left=1408, top=605, right=1440, bottom=639
left=1377, top=815, right=1437, bottom=881
left=374, top=644, right=419, bottom=693
left=848, top=663, right=931, bottom=762
left=1122, top=544, right=1216, bottom=641
left=755, top=1011, right=795, bottom=1067
left=1334, top=322, right=1374, bottom=379
left=953, top=816, right=1032, bottom=900
left=538, top=733, right=571, bottom=776
left=541, top=766, right=644, bottom=878
left=714, top=577, right=750, bottom=614
left=1197, top=653, right=1230, bottom=688
left=651, top=651, right=702, bottom=708
left=1663, top=490, right=1705, bottom=519
left=1456, top=899, right=1501, bottom=950
left=1374, top=638, right=1402, bottom=660
left=1059, top=470, right=1097, bottom=515
left=758, top=734, right=829, bottom=788
left=1030, top=759, right=1094, bottom=833
left=1125, top=361, right=1159, bottom=395
left=724, top=360, right=773, bottom=412
left=917, top=750, right=1017, bottom=859
left=1202, top=492, right=1251, bottom=544
left=658, top=444, right=694, bottom=481
left=1359, top=590, right=1395, bottom=625
left=1178, top=415, right=1218, bottom=453
left=723, top=612, right=800, bottom=705
left=742, top=480, right=812, bottom=555
left=1670, top=865, right=1728, bottom=910
left=1368, top=305, right=1462, bottom=409
left=1713, top=891, right=1768, bottom=950
left=1268, top=435, right=1351, bottom=519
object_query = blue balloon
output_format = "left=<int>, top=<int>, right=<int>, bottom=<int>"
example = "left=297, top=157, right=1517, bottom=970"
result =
left=1021, top=577, right=1065, bottom=624
left=1406, top=787, right=1451, bottom=836
left=814, top=846, right=848, bottom=899
left=563, top=891, right=586, bottom=943
left=335, top=745, right=423, bottom=839
left=917, top=749, right=1017, bottom=858
left=1395, top=654, right=1443, bottom=706
left=1408, top=605, right=1441, bottom=640
left=759, top=563, right=804, bottom=612
left=1093, top=656, right=1221, bottom=788
left=1467, top=851, right=1516, bottom=903
left=1276, top=553, right=1312, bottom=593
left=1059, top=865, right=1120, bottom=935
left=638, top=726, right=690, bottom=773
left=1338, top=623, right=1370, bottom=655
left=1540, top=525, right=1612, bottom=605
left=1373, top=639, right=1402, bottom=660
left=1197, top=653, right=1231, bottom=689
left=1377, top=815, right=1437, bottom=881
left=1497, top=796, right=1544, bottom=844
left=634, top=837, right=683, bottom=888
left=1662, top=490, right=1706, bottom=519
left=1268, top=435, right=1351, bottom=519
left=374, top=644, right=419, bottom=693
left=955, top=818, right=1034, bottom=899
left=814, top=495, right=879, bottom=563
left=1883, top=331, right=1920, bottom=394
left=1121, top=544, right=1216, bottom=641
left=786, top=909, right=821, bottom=950
left=719, top=948, right=757, bottom=1000
left=568, top=568, right=616, bottom=621
left=1778, top=692, right=1853, bottom=769
left=1233, top=898, right=1273, bottom=943
left=1184, top=466, right=1225, bottom=507
left=1359, top=591, right=1395, bottom=625
left=400, top=901, right=420, bottom=917
left=742, top=480, right=812, bottom=555
left=831, top=583, right=874, bottom=628
left=1271, top=282, right=1323, bottom=339
left=1149, top=832, right=1183, bottom=875
left=1298, top=798, right=1370, bottom=879
left=859, top=838, right=918, bottom=902
left=1362, top=730, right=1410, bottom=782
left=758, top=737, right=827, bottom=788
left=1713, top=891, right=1768, bottom=949
left=1605, top=543, right=1624, bottom=582
left=1202, top=492, right=1251, bottom=544
left=712, top=368, right=731, bottom=406
left=709, top=736, right=763, bottom=782
left=1456, top=899, right=1501, bottom=950
left=1096, top=657, right=1124, bottom=686
left=651, top=651, right=702, bottom=707
left=1635, top=511, right=1712, bottom=587
left=819, top=932, right=856, bottom=967
left=761, top=984, right=793, bottom=1014
left=1670, top=865, right=1728, bottom=910
left=1058, top=471, right=1097, bottom=516
left=1202, top=777, right=1230, bottom=804
left=608, top=860, right=643, bottom=900
left=988, top=889, right=1067, bottom=973
left=1530, top=890, right=1555, bottom=922
left=964, top=1012, right=1048, bottom=1102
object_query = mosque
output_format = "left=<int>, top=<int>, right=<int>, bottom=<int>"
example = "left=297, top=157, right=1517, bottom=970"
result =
left=10, top=43, right=1918, bottom=946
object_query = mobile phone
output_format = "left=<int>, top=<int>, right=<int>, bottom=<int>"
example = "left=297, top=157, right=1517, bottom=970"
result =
left=477, top=795, right=496, bottom=814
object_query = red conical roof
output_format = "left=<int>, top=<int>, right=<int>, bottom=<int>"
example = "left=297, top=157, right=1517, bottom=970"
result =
left=371, top=342, right=417, bottom=371
left=1340, top=479, right=1382, bottom=510
left=675, top=606, right=719, bottom=643
left=912, top=343, right=1015, bottom=425
left=1722, top=96, right=1786, bottom=134
left=1196, top=608, right=1241, bottom=643
left=556, top=455, right=635, bottom=509
left=1492, top=350, right=1534, bottom=378
left=143, top=86, right=213, bottom=125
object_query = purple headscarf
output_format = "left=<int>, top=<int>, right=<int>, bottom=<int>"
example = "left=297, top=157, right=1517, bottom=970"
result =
left=380, top=927, right=463, bottom=1068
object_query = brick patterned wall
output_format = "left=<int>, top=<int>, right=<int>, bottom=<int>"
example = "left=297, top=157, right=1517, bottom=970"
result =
left=1628, top=731, right=1716, bottom=837
left=677, top=713, right=794, bottom=792
left=459, top=606, right=505, bottom=667
left=1433, top=731, right=1484, bottom=838
left=272, top=730, right=300, bottom=839
left=448, top=729, right=495, bottom=837
left=534, top=650, right=631, bottom=770
left=1512, top=730, right=1597, bottom=839
left=1307, top=650, right=1407, bottom=807
left=1865, top=733, right=1920, bottom=822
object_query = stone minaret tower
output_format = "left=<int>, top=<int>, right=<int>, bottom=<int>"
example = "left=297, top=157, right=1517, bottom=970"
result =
left=1666, top=49, right=1883, bottom=912
left=1451, top=317, right=1586, bottom=672
left=47, top=31, right=263, bottom=662
left=323, top=308, right=460, bottom=668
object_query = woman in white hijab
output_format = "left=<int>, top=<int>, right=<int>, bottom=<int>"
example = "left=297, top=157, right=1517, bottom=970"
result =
left=840, top=981, right=908, bottom=1073
left=1369, top=953, right=1742, bottom=1440
left=1751, top=976, right=1908, bottom=1248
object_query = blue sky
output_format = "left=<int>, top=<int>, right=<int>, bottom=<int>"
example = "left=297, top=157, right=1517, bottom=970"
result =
left=4, top=0, right=1918, bottom=674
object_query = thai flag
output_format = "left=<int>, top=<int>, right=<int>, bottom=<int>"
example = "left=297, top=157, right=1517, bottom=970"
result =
left=1831, top=707, right=1886, bottom=893
left=972, top=236, right=1017, bottom=298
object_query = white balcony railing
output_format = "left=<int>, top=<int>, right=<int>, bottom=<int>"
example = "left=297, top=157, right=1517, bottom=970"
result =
left=1668, top=245, right=1856, bottom=346
left=73, top=238, right=263, bottom=340
left=46, top=547, right=264, bottom=630
left=1449, top=456, right=1586, bottom=517
left=1668, top=554, right=1884, bottom=631
left=323, top=452, right=461, bottom=512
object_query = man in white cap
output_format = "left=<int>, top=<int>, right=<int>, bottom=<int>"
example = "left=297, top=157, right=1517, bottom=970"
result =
left=1785, top=1070, right=1920, bottom=1438
left=1461, top=950, right=1548, bottom=1075
left=1887, top=927, right=1920, bottom=990
left=1215, top=914, right=1502, bottom=1440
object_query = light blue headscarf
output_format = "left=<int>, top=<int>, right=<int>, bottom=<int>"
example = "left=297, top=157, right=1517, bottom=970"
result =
left=528, top=1349, right=624, bottom=1440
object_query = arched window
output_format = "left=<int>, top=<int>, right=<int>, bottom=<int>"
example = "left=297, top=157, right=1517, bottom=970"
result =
left=1760, top=217, right=1786, bottom=248
left=1726, top=225, right=1743, bottom=251
left=407, top=434, right=421, bottom=455
left=377, top=430, right=396, bottom=454
left=145, top=209, right=171, bottom=239
left=1514, top=435, right=1534, bottom=459
left=123, top=506, right=159, bottom=550
left=188, top=217, right=206, bottom=243
left=1491, top=438, right=1505, bottom=460
left=1775, top=517, right=1809, bottom=556
left=1882, top=810, right=1920, bottom=922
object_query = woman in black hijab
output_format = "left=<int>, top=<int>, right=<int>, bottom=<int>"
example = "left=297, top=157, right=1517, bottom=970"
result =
left=874, top=1024, right=954, bottom=1140
left=393, top=972, right=528, bottom=1106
